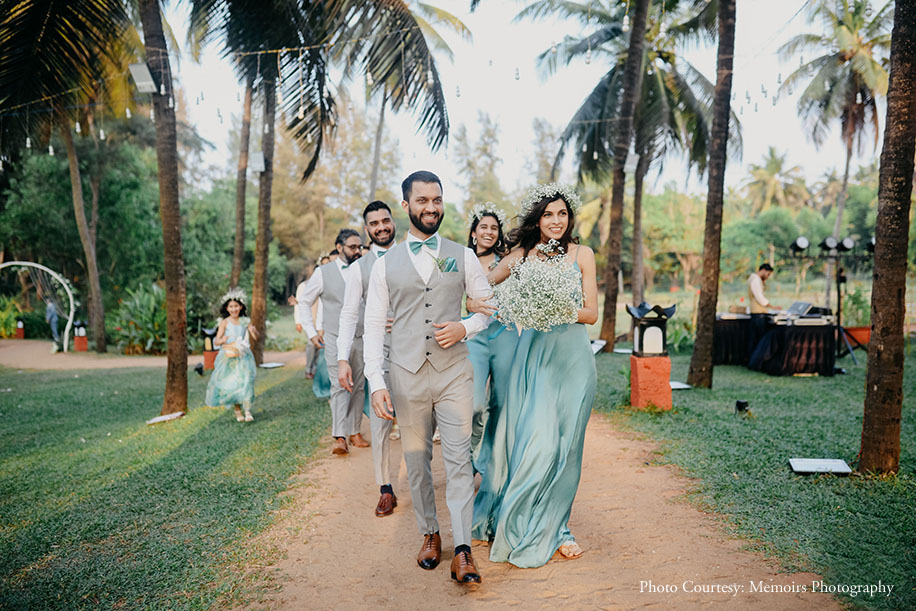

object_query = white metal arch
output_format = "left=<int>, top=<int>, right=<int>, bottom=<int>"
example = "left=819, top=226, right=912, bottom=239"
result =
left=0, top=261, right=76, bottom=352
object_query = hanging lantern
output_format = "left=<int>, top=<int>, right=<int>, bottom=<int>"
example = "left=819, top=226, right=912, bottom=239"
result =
left=622, top=15, right=630, bottom=32
left=99, top=128, right=106, bottom=141
left=75, top=121, right=81, bottom=134
left=125, top=107, right=132, bottom=119
left=48, top=144, right=54, bottom=156
left=514, top=67, right=520, bottom=80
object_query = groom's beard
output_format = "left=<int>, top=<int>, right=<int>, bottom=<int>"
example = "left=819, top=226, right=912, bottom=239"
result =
left=408, top=209, right=443, bottom=235
left=369, top=226, right=394, bottom=247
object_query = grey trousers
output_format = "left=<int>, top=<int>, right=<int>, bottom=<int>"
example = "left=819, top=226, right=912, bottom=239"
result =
left=305, top=342, right=319, bottom=376
left=389, top=357, right=474, bottom=547
left=356, top=336, right=394, bottom=486
left=325, top=332, right=365, bottom=438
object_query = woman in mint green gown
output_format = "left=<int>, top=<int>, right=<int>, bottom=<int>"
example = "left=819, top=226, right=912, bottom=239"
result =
left=206, top=292, right=259, bottom=422
left=464, top=205, right=517, bottom=472
left=472, top=186, right=599, bottom=568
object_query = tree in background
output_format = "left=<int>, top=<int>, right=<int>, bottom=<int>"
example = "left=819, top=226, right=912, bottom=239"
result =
left=687, top=0, right=737, bottom=389
left=860, top=0, right=916, bottom=474
left=779, top=0, right=893, bottom=309
left=452, top=112, right=509, bottom=209
left=743, top=146, right=810, bottom=214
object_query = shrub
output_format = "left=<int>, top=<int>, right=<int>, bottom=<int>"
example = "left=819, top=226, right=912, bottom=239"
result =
left=111, top=283, right=168, bottom=354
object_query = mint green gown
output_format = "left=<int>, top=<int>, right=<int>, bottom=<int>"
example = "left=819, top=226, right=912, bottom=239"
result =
left=472, top=263, right=597, bottom=568
left=206, top=320, right=256, bottom=407
left=312, top=348, right=331, bottom=399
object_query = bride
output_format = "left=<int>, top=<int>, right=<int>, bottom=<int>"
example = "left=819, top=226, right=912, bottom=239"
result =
left=471, top=183, right=598, bottom=568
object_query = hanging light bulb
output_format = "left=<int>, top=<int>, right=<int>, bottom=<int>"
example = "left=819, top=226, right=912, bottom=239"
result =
left=754, top=102, right=758, bottom=112
left=306, top=132, right=313, bottom=144
left=297, top=105, right=305, bottom=120
left=740, top=106, right=744, bottom=115
left=200, top=91, right=205, bottom=101
left=237, top=91, right=241, bottom=102
left=277, top=87, right=284, bottom=106
left=514, top=67, right=520, bottom=80
left=585, top=49, right=591, bottom=64
left=150, top=106, right=155, bottom=121
left=168, top=96, right=174, bottom=109
left=777, top=72, right=783, bottom=84
left=659, top=21, right=667, bottom=36
left=455, top=85, right=461, bottom=98
left=99, top=128, right=106, bottom=141
left=125, top=107, right=132, bottom=119
left=799, top=55, right=804, bottom=67
left=592, top=150, right=598, bottom=161
left=75, top=121, right=81, bottom=134
left=427, top=69, right=434, bottom=86
left=159, top=82, right=166, bottom=96
left=551, top=42, right=558, bottom=54
left=772, top=96, right=777, bottom=106
left=48, top=144, right=54, bottom=156
left=25, top=136, right=31, bottom=149
left=367, top=72, right=374, bottom=87
left=622, top=15, right=630, bottom=32
left=264, top=121, right=269, bottom=134
left=582, top=142, right=588, bottom=153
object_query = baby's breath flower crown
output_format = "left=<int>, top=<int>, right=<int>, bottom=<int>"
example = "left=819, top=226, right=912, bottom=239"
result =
left=519, top=183, right=582, bottom=218
left=219, top=288, right=248, bottom=307
left=467, top=202, right=508, bottom=229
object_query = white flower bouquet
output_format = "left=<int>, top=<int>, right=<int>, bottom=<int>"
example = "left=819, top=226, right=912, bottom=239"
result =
left=493, top=245, right=583, bottom=332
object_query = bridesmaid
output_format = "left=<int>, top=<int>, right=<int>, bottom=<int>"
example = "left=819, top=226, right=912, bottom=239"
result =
left=464, top=204, right=515, bottom=472
left=472, top=184, right=598, bottom=568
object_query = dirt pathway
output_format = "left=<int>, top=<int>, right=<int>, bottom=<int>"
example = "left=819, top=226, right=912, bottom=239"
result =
left=254, top=413, right=838, bottom=610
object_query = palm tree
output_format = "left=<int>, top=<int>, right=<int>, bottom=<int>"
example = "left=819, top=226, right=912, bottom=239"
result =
left=363, top=2, right=470, bottom=202
left=0, top=1, right=132, bottom=354
left=686, top=0, right=737, bottom=389
left=779, top=0, right=893, bottom=309
left=860, top=0, right=916, bottom=474
left=743, top=146, right=810, bottom=214
left=544, top=3, right=741, bottom=309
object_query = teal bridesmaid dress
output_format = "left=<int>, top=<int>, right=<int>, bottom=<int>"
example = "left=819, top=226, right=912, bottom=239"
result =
left=472, top=262, right=597, bottom=568
left=206, top=320, right=256, bottom=407
left=312, top=348, right=331, bottom=399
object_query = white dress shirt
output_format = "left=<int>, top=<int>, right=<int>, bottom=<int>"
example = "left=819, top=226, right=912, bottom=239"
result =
left=748, top=273, right=770, bottom=310
left=336, top=243, right=394, bottom=360
left=363, top=232, right=492, bottom=394
left=297, top=258, right=350, bottom=338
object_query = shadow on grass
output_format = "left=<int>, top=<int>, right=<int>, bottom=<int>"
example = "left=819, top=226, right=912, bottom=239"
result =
left=0, top=366, right=329, bottom=610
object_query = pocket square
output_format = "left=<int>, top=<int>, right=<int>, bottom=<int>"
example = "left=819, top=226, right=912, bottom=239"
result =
left=443, top=257, right=459, bottom=272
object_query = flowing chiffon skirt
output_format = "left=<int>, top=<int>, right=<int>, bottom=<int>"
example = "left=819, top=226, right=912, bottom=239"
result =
left=472, top=322, right=596, bottom=568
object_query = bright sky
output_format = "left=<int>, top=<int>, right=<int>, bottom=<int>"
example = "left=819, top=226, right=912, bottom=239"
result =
left=168, top=1, right=879, bottom=203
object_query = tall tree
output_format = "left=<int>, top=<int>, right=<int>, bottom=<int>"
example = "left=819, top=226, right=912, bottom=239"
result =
left=452, top=112, right=509, bottom=208
left=743, top=146, right=810, bottom=214
left=686, top=0, right=737, bottom=388
left=860, top=0, right=916, bottom=474
left=138, top=0, right=188, bottom=415
left=230, top=76, right=253, bottom=287
left=779, top=0, right=893, bottom=309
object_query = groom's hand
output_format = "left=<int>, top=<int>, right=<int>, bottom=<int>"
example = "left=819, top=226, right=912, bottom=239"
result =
left=371, top=390, right=395, bottom=420
left=433, top=321, right=466, bottom=349
left=337, top=360, right=353, bottom=392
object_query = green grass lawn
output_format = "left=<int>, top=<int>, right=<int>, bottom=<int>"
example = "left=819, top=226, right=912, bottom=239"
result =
left=0, top=365, right=329, bottom=609
left=594, top=352, right=915, bottom=610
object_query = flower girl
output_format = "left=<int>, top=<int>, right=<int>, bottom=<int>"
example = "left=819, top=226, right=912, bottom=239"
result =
left=206, top=289, right=259, bottom=422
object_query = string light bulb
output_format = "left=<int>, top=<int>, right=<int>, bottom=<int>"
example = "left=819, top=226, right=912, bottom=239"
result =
left=99, top=128, right=106, bottom=140
left=514, top=67, right=520, bottom=80
left=75, top=121, right=81, bottom=134
left=592, top=150, right=598, bottom=161
left=297, top=105, right=305, bottom=120
left=659, top=21, right=667, bottom=36
left=456, top=85, right=461, bottom=98
left=159, top=82, right=166, bottom=96
left=367, top=72, right=374, bottom=87
left=48, top=144, right=54, bottom=156
left=25, top=136, right=31, bottom=149
left=551, top=42, right=558, bottom=54
left=427, top=69, right=434, bottom=86
left=306, top=132, right=313, bottom=144
left=582, top=142, right=588, bottom=153
left=622, top=15, right=630, bottom=32
left=125, top=107, right=131, bottom=119
left=150, top=106, right=155, bottom=121
left=168, top=96, right=174, bottom=109
left=585, top=48, right=591, bottom=64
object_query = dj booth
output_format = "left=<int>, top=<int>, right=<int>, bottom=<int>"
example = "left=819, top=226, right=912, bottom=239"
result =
left=714, top=302, right=836, bottom=376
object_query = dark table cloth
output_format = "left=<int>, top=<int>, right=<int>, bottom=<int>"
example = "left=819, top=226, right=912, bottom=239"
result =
left=747, top=324, right=836, bottom=377
left=713, top=318, right=752, bottom=366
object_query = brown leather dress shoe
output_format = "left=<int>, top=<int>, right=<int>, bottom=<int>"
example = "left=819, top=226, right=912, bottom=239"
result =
left=331, top=437, right=348, bottom=455
left=450, top=550, right=481, bottom=584
left=417, top=533, right=441, bottom=570
left=349, top=433, right=370, bottom=448
left=374, top=492, right=397, bottom=517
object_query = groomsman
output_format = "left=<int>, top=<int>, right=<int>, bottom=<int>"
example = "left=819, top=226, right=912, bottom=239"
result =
left=364, top=171, right=492, bottom=585
left=298, top=229, right=370, bottom=455
left=337, top=201, right=399, bottom=517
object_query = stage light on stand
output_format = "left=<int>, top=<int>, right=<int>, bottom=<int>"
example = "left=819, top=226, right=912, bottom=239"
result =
left=791, top=236, right=809, bottom=253
left=837, top=237, right=855, bottom=252
left=866, top=236, right=876, bottom=253
left=735, top=399, right=749, bottom=416
left=819, top=236, right=838, bottom=251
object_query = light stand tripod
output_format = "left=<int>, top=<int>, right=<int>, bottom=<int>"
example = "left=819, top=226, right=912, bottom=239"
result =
left=834, top=260, right=866, bottom=364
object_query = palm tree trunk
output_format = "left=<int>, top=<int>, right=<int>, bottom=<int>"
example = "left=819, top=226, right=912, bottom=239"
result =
left=825, top=141, right=853, bottom=310
left=60, top=121, right=106, bottom=353
left=368, top=87, right=387, bottom=202
left=687, top=0, right=737, bottom=389
left=860, top=0, right=916, bottom=474
left=251, top=79, right=276, bottom=365
left=598, top=0, right=650, bottom=350
left=138, top=0, right=188, bottom=415
left=631, top=151, right=650, bottom=307
left=231, top=77, right=254, bottom=288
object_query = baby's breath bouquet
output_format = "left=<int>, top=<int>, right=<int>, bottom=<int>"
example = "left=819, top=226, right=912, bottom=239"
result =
left=492, top=240, right=583, bottom=332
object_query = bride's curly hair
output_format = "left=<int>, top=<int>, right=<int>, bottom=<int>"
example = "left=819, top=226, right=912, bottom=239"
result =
left=506, top=194, right=578, bottom=257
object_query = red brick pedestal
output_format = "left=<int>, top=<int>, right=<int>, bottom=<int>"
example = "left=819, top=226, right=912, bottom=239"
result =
left=15, top=327, right=24, bottom=339
left=630, top=355, right=672, bottom=411
left=74, top=336, right=88, bottom=352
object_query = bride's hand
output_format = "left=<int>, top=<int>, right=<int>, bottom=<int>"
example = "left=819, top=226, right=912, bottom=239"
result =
left=466, top=295, right=496, bottom=316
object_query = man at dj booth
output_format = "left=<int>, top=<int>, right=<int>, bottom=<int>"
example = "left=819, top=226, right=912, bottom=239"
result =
left=748, top=263, right=781, bottom=359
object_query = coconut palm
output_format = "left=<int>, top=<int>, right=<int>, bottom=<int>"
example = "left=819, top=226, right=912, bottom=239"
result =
left=743, top=147, right=810, bottom=214
left=778, top=0, right=893, bottom=308
left=860, top=0, right=916, bottom=474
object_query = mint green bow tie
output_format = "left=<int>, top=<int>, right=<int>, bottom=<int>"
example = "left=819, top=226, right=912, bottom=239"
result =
left=409, top=236, right=438, bottom=255
left=377, top=250, right=386, bottom=258
left=340, top=264, right=348, bottom=269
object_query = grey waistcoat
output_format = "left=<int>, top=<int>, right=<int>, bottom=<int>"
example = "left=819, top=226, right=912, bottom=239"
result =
left=385, top=238, right=468, bottom=374
left=319, top=261, right=346, bottom=338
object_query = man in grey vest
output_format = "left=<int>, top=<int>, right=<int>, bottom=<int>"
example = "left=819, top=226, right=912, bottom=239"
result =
left=298, top=229, right=370, bottom=456
left=365, top=171, right=492, bottom=585
left=337, top=201, right=399, bottom=517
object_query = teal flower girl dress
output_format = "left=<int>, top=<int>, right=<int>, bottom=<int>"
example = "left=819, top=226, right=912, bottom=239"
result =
left=206, top=319, right=256, bottom=408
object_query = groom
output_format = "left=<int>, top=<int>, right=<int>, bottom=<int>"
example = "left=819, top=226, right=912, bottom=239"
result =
left=364, top=171, right=492, bottom=585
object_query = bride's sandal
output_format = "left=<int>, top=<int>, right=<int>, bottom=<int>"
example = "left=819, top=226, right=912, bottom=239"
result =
left=558, top=542, right=583, bottom=559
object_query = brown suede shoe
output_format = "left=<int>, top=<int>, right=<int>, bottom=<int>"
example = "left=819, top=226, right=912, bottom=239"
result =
left=331, top=437, right=348, bottom=455
left=374, top=492, right=397, bottom=517
left=450, top=549, right=481, bottom=584
left=349, top=433, right=370, bottom=448
left=417, top=533, right=441, bottom=570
